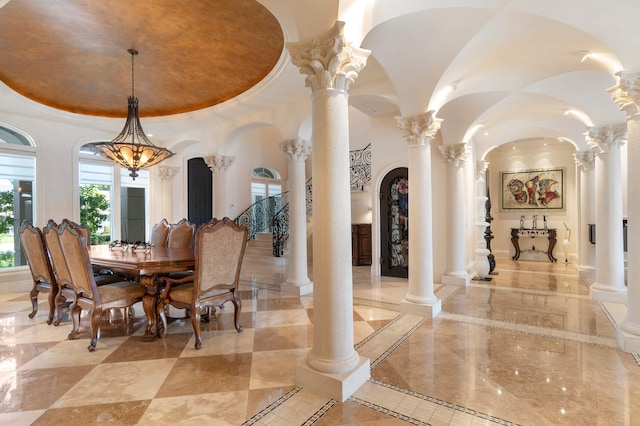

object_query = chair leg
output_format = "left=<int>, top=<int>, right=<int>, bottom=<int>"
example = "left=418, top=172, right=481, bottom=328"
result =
left=231, top=295, right=243, bottom=333
left=191, top=305, right=202, bottom=350
left=46, top=288, right=56, bottom=325
left=156, top=302, right=168, bottom=338
left=88, top=309, right=101, bottom=352
left=28, top=284, right=38, bottom=319
left=53, top=290, right=66, bottom=326
left=68, top=303, right=81, bottom=340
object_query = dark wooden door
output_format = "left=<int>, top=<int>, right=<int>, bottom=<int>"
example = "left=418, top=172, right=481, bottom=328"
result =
left=380, top=167, right=408, bottom=278
left=188, top=157, right=212, bottom=227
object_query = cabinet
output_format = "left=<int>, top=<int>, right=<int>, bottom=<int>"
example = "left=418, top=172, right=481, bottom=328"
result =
left=352, top=224, right=372, bottom=266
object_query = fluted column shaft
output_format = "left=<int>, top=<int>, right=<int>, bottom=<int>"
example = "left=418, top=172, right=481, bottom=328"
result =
left=396, top=112, right=442, bottom=316
left=439, top=143, right=470, bottom=285
left=204, top=155, right=235, bottom=219
left=280, top=139, right=312, bottom=294
left=574, top=150, right=596, bottom=276
left=288, top=21, right=371, bottom=398
left=587, top=124, right=626, bottom=301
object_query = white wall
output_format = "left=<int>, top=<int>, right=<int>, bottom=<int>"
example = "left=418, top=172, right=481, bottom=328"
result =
left=485, top=140, right=578, bottom=263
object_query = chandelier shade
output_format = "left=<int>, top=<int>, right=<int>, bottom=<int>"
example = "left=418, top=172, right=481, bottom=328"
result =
left=86, top=49, right=174, bottom=179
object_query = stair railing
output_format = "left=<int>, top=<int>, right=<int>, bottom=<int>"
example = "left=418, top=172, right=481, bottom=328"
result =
left=234, top=191, right=288, bottom=241
left=271, top=178, right=312, bottom=257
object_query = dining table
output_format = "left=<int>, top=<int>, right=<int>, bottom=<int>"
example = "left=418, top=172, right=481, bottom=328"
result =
left=89, top=244, right=195, bottom=340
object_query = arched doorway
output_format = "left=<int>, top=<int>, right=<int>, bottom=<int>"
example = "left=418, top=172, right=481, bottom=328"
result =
left=380, top=167, right=408, bottom=278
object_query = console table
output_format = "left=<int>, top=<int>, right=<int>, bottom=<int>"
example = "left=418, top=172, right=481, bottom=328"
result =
left=510, top=228, right=557, bottom=262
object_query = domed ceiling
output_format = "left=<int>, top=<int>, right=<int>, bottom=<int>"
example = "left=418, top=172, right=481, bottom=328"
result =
left=0, top=0, right=284, bottom=117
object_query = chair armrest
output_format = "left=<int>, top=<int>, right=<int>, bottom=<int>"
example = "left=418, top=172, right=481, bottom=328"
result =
left=158, top=273, right=194, bottom=298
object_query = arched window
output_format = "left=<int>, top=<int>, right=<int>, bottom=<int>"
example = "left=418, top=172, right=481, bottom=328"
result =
left=0, top=123, right=36, bottom=269
left=250, top=166, right=282, bottom=234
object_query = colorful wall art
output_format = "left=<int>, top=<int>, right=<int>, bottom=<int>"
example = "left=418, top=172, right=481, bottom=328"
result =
left=501, top=168, right=564, bottom=210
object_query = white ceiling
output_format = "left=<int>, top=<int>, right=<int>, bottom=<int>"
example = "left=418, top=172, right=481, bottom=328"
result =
left=0, top=0, right=635, bottom=158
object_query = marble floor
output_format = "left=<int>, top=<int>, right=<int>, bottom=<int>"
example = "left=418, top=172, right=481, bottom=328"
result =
left=1, top=258, right=638, bottom=425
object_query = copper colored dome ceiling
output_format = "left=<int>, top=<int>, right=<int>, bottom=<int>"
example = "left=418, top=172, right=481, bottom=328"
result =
left=0, top=0, right=284, bottom=117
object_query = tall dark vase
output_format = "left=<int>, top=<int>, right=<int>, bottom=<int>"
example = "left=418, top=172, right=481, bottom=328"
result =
left=485, top=186, right=496, bottom=273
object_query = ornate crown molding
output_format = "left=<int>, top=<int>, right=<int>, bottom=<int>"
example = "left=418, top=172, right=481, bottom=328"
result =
left=438, top=143, right=469, bottom=167
left=280, top=138, right=311, bottom=162
left=287, top=21, right=371, bottom=93
left=204, top=154, right=235, bottom=173
left=586, top=123, right=627, bottom=154
left=395, top=111, right=442, bottom=147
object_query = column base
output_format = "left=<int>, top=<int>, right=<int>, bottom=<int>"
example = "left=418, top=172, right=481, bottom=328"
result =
left=281, top=280, right=313, bottom=296
left=577, top=265, right=595, bottom=279
left=617, top=319, right=640, bottom=353
left=400, top=299, right=441, bottom=318
left=441, top=274, right=470, bottom=286
left=590, top=284, right=627, bottom=303
left=296, top=355, right=370, bottom=402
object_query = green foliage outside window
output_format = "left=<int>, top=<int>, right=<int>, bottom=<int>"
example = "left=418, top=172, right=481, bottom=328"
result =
left=80, top=184, right=110, bottom=244
left=0, top=190, right=14, bottom=267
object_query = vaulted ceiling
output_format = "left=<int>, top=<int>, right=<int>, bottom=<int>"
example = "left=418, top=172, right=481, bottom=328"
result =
left=0, top=0, right=636, bottom=157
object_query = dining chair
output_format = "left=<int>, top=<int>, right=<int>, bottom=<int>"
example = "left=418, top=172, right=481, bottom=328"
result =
left=42, top=220, right=77, bottom=326
left=157, top=217, right=248, bottom=349
left=150, top=218, right=170, bottom=247
left=18, top=220, right=58, bottom=324
left=61, top=218, right=126, bottom=286
left=57, top=221, right=145, bottom=351
left=167, top=218, right=196, bottom=249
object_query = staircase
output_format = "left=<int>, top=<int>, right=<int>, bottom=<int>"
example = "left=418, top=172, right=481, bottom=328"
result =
left=243, top=233, right=288, bottom=265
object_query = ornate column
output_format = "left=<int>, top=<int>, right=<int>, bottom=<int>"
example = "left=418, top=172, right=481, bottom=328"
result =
left=287, top=21, right=370, bottom=401
left=574, top=149, right=596, bottom=277
left=396, top=111, right=442, bottom=316
left=586, top=124, right=627, bottom=302
left=157, top=166, right=179, bottom=222
left=280, top=138, right=313, bottom=295
left=438, top=143, right=470, bottom=285
left=475, top=161, right=491, bottom=279
left=609, top=72, right=640, bottom=350
left=204, top=155, right=235, bottom=219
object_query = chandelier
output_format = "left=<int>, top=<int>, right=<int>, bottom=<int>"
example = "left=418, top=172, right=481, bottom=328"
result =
left=87, top=49, right=174, bottom=179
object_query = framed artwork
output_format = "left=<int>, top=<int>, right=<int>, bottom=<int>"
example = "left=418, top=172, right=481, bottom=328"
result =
left=500, top=168, right=565, bottom=210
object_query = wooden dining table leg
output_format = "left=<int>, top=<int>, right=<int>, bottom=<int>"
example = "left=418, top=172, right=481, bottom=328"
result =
left=140, top=275, right=160, bottom=341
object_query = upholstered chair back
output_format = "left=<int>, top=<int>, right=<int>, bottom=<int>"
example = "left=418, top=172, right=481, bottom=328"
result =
left=57, top=222, right=97, bottom=300
left=150, top=218, right=170, bottom=246
left=42, top=220, right=73, bottom=290
left=195, top=217, right=247, bottom=297
left=18, top=220, right=55, bottom=288
left=167, top=218, right=196, bottom=249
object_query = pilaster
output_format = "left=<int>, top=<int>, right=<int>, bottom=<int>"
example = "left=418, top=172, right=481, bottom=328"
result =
left=204, top=155, right=235, bottom=218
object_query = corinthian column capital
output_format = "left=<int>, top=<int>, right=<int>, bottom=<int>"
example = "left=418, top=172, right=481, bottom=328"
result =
left=395, top=111, right=442, bottom=147
left=609, top=72, right=640, bottom=118
left=574, top=149, right=596, bottom=171
left=280, top=138, right=311, bottom=163
left=287, top=21, right=370, bottom=93
left=204, top=155, right=235, bottom=174
left=158, top=166, right=180, bottom=180
left=586, top=123, right=627, bottom=154
left=438, top=143, right=468, bottom=167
